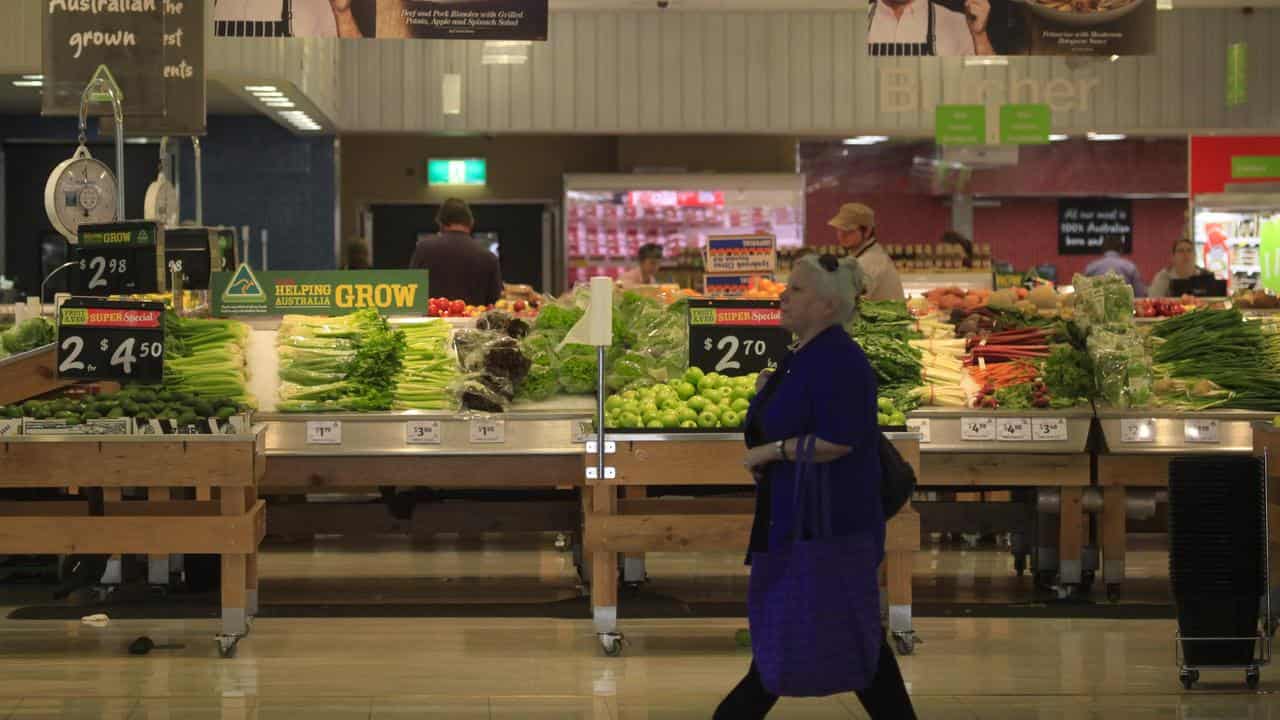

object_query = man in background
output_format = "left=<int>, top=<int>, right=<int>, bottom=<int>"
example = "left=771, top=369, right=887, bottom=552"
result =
left=409, top=198, right=503, bottom=307
left=1084, top=235, right=1147, bottom=298
left=617, top=243, right=665, bottom=287
left=829, top=203, right=904, bottom=301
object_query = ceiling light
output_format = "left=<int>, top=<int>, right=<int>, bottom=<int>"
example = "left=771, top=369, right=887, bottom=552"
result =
left=1087, top=132, right=1126, bottom=141
left=21, top=74, right=42, bottom=80
left=482, top=54, right=529, bottom=65
left=265, top=99, right=295, bottom=107
left=244, top=85, right=277, bottom=92
left=254, top=92, right=286, bottom=100
left=11, top=80, right=42, bottom=87
left=485, top=40, right=532, bottom=48
left=1049, top=134, right=1068, bottom=142
left=964, top=57, right=1008, bottom=67
left=842, top=136, right=889, bottom=146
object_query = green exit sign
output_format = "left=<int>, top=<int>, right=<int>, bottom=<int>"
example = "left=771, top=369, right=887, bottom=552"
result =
left=427, top=158, right=487, bottom=186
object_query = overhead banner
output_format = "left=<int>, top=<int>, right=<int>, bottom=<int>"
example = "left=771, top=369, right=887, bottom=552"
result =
left=866, top=0, right=1155, bottom=57
left=211, top=265, right=430, bottom=316
left=214, top=0, right=548, bottom=40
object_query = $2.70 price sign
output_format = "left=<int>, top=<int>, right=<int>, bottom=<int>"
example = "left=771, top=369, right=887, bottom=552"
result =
left=56, top=298, right=165, bottom=383
left=687, top=299, right=790, bottom=375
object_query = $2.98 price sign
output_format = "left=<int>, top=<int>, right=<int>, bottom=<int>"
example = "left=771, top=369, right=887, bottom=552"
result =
left=687, top=299, right=790, bottom=375
left=56, top=298, right=165, bottom=383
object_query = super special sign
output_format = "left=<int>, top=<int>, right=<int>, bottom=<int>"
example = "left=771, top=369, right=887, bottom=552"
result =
left=211, top=265, right=430, bottom=316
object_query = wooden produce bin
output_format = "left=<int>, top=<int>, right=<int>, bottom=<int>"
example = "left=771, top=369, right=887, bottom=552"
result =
left=0, top=427, right=268, bottom=658
left=582, top=432, right=921, bottom=657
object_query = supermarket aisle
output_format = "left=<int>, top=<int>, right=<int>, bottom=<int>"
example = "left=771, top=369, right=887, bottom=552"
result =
left=0, top=614, right=1273, bottom=719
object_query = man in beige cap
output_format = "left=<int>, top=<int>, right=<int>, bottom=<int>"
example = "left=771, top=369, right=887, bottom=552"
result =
left=829, top=203, right=904, bottom=301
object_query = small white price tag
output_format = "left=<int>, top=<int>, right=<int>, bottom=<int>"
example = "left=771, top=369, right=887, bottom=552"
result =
left=306, top=420, right=342, bottom=445
left=905, top=418, right=931, bottom=444
left=470, top=418, right=505, bottom=444
left=1184, top=419, right=1220, bottom=444
left=0, top=419, right=20, bottom=437
left=1034, top=417, right=1069, bottom=442
left=1121, top=418, right=1156, bottom=444
left=572, top=419, right=595, bottom=444
left=997, top=417, right=1032, bottom=442
left=961, top=416, right=996, bottom=441
left=405, top=420, right=442, bottom=445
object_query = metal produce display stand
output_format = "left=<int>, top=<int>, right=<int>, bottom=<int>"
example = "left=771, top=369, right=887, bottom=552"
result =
left=0, top=427, right=268, bottom=658
left=1096, top=408, right=1271, bottom=601
left=908, top=406, right=1096, bottom=597
left=581, top=431, right=923, bottom=657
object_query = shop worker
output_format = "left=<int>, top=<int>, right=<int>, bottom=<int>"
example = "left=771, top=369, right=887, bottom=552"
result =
left=867, top=0, right=995, bottom=57
left=409, top=198, right=504, bottom=307
left=618, top=243, right=665, bottom=287
left=829, top=203, right=905, bottom=302
left=1084, top=235, right=1147, bottom=298
left=1149, top=237, right=1210, bottom=298
left=213, top=0, right=365, bottom=38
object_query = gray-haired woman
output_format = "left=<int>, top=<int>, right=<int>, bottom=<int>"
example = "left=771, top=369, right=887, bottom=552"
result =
left=715, top=254, right=916, bottom=719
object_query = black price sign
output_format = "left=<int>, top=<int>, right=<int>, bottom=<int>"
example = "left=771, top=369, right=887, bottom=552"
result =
left=164, top=228, right=214, bottom=290
left=688, top=299, right=791, bottom=376
left=56, top=298, right=166, bottom=384
left=72, top=221, right=165, bottom=296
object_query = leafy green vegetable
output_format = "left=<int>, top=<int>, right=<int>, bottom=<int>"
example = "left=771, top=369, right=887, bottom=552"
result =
left=1, top=317, right=55, bottom=355
left=994, top=384, right=1034, bottom=409
left=1042, top=346, right=1095, bottom=402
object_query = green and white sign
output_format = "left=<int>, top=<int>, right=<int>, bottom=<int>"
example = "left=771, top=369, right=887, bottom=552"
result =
left=935, top=105, right=985, bottom=147
left=1261, top=217, right=1280, bottom=293
left=1227, top=42, right=1247, bottom=107
left=427, top=158, right=487, bottom=187
left=999, top=104, right=1051, bottom=145
left=211, top=266, right=430, bottom=317
left=1232, top=156, right=1280, bottom=180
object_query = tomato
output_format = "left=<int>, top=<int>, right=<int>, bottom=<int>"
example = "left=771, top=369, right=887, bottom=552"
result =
left=450, top=300, right=466, bottom=315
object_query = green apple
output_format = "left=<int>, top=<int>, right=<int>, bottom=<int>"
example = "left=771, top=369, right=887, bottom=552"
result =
left=686, top=396, right=709, bottom=413
left=640, top=401, right=659, bottom=417
left=622, top=390, right=639, bottom=402
left=721, top=410, right=741, bottom=427
left=877, top=412, right=890, bottom=426
left=619, top=411, right=642, bottom=428
left=684, top=367, right=706, bottom=385
left=659, top=410, right=681, bottom=428
left=619, top=400, right=640, bottom=418
left=658, top=395, right=683, bottom=411
left=731, top=398, right=751, bottom=413
left=605, top=413, right=619, bottom=428
left=697, top=375, right=719, bottom=393
left=677, top=407, right=698, bottom=423
left=605, top=396, right=624, bottom=412
left=680, top=419, right=699, bottom=429
left=674, top=381, right=697, bottom=400
left=646, top=419, right=664, bottom=429
left=697, top=411, right=720, bottom=428
left=877, top=397, right=895, bottom=413
left=730, top=387, right=751, bottom=401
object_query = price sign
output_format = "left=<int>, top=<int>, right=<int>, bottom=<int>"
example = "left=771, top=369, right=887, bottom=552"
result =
left=56, top=298, right=165, bottom=383
left=72, top=246, right=164, bottom=296
left=1034, top=417, right=1069, bottom=442
left=405, top=420, right=442, bottom=445
left=1121, top=418, right=1156, bottom=443
left=997, top=417, right=1032, bottom=442
left=163, top=228, right=215, bottom=291
left=905, top=418, right=931, bottom=444
left=688, top=299, right=791, bottom=376
left=470, top=418, right=505, bottom=444
left=961, top=416, right=996, bottom=441
left=1184, top=419, right=1220, bottom=444
left=572, top=419, right=595, bottom=444
left=306, top=420, right=342, bottom=445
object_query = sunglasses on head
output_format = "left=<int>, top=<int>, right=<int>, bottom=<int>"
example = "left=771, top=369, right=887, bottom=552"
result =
left=818, top=254, right=840, bottom=272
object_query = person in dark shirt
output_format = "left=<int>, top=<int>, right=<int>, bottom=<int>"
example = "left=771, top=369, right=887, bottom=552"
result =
left=408, top=198, right=503, bottom=306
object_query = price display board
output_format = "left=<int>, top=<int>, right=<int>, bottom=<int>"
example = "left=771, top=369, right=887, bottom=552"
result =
left=688, top=299, right=791, bottom=376
left=56, top=297, right=165, bottom=383
left=72, top=221, right=165, bottom=296
left=164, top=227, right=215, bottom=290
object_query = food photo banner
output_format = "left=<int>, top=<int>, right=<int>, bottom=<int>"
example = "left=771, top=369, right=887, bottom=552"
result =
left=214, top=0, right=548, bottom=40
left=865, top=0, right=1155, bottom=57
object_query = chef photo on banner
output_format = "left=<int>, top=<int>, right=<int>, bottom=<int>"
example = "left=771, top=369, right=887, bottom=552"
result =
left=866, top=0, right=998, bottom=56
left=213, top=0, right=372, bottom=37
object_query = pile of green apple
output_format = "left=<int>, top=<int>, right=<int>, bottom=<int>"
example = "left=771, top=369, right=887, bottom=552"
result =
left=877, top=396, right=908, bottom=427
left=605, top=367, right=760, bottom=429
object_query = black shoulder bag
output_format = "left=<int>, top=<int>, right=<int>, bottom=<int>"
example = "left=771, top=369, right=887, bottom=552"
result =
left=879, top=433, right=916, bottom=518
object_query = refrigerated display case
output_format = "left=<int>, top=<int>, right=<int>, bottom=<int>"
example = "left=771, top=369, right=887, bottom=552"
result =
left=561, top=174, right=804, bottom=292
left=1193, top=194, right=1280, bottom=292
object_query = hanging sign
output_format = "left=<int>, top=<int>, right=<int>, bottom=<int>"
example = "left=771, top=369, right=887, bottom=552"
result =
left=1227, top=42, right=1247, bottom=107
left=56, top=297, right=165, bottom=384
left=704, top=235, right=777, bottom=275
left=999, top=104, right=1051, bottom=145
left=936, top=105, right=985, bottom=147
left=1258, top=217, right=1280, bottom=293
left=214, top=0, right=548, bottom=41
left=42, top=0, right=168, bottom=117
left=163, top=227, right=215, bottom=290
left=211, top=266, right=431, bottom=316
left=72, top=221, right=165, bottom=296
left=688, top=299, right=790, bottom=377
left=1058, top=198, right=1133, bottom=255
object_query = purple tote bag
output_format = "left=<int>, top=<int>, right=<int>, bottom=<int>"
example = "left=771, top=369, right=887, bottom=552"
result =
left=747, top=435, right=884, bottom=697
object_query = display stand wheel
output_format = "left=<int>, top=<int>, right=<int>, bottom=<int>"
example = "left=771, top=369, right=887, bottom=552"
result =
left=1246, top=667, right=1261, bottom=690
left=599, top=632, right=624, bottom=657
left=893, top=632, right=917, bottom=656
left=1106, top=584, right=1122, bottom=604
left=1034, top=571, right=1057, bottom=592
left=1179, top=669, right=1199, bottom=690
left=554, top=533, right=570, bottom=551
left=216, top=634, right=240, bottom=659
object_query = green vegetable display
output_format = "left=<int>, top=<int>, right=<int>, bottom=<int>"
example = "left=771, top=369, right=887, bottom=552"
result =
left=1041, top=346, right=1095, bottom=405
left=1, top=390, right=250, bottom=428
left=163, top=314, right=253, bottom=405
left=0, top=317, right=55, bottom=357
left=605, top=367, right=757, bottom=429
left=1148, top=309, right=1280, bottom=410
left=276, top=310, right=405, bottom=412
left=393, top=320, right=457, bottom=410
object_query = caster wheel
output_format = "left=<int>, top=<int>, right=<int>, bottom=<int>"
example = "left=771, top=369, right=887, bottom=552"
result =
left=553, top=534, right=569, bottom=551
left=1179, top=669, right=1198, bottom=690
left=599, top=633, right=623, bottom=657
left=893, top=634, right=916, bottom=656
left=1106, top=585, right=1122, bottom=604
left=217, top=638, right=237, bottom=659
left=1247, top=668, right=1260, bottom=690
left=1034, top=571, right=1057, bottom=592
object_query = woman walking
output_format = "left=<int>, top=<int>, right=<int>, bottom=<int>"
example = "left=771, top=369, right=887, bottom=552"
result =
left=714, top=254, right=916, bottom=720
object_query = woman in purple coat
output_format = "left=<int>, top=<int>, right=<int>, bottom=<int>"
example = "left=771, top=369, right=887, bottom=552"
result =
left=714, top=254, right=917, bottom=719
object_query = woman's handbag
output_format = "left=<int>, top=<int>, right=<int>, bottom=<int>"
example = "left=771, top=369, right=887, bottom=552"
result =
left=879, top=433, right=916, bottom=518
left=748, top=435, right=884, bottom=697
